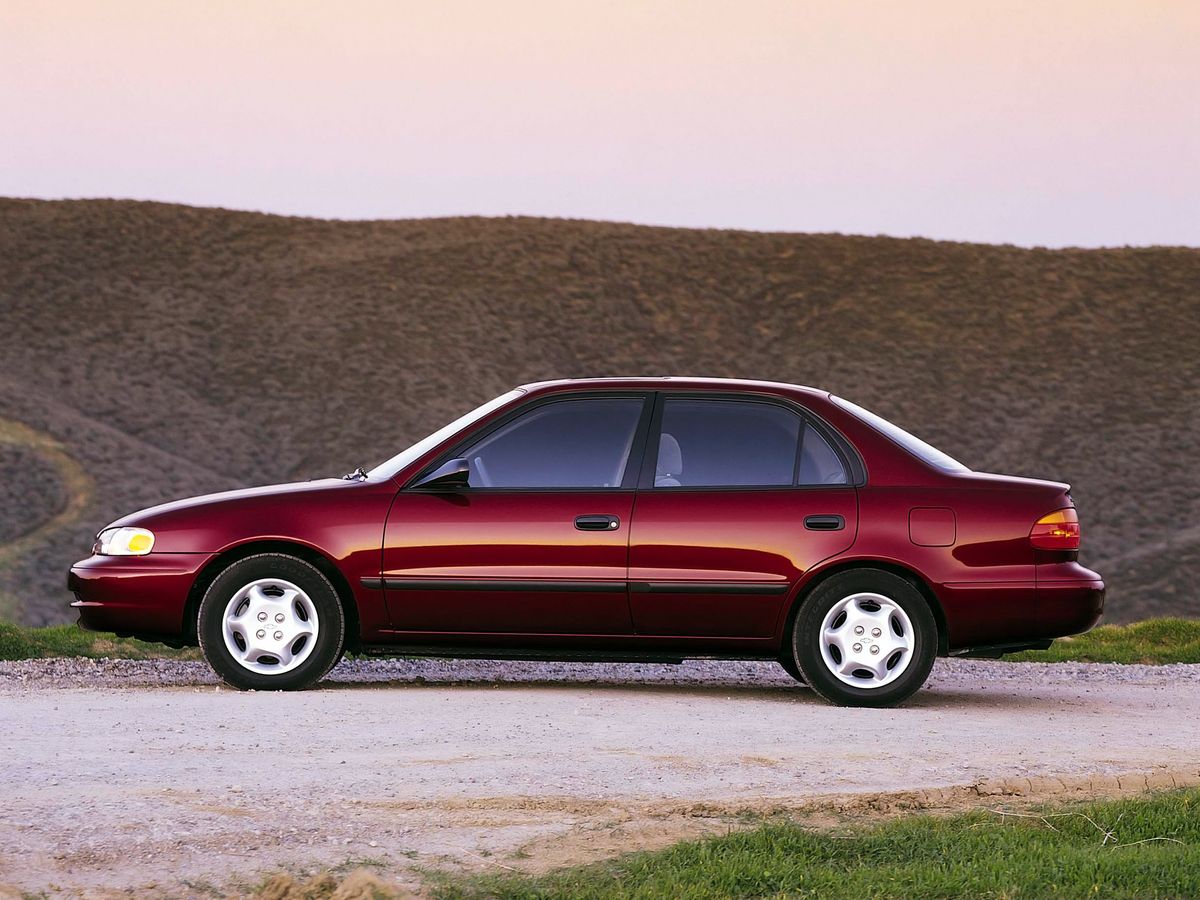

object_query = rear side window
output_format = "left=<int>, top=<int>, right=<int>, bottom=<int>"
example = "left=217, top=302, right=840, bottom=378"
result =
left=654, top=399, right=847, bottom=488
left=797, top=422, right=849, bottom=485
left=460, top=398, right=644, bottom=488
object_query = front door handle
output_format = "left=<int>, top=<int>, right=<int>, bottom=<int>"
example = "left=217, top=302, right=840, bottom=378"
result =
left=804, top=514, right=845, bottom=531
left=575, top=514, right=621, bottom=531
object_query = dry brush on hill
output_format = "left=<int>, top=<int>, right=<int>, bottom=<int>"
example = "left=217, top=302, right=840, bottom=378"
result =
left=1, top=198, right=1197, bottom=625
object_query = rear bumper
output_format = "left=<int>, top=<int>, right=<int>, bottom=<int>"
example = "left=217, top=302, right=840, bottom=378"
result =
left=68, top=553, right=212, bottom=637
left=1037, top=559, right=1104, bottom=636
left=1039, top=577, right=1105, bottom=637
left=939, top=567, right=1104, bottom=651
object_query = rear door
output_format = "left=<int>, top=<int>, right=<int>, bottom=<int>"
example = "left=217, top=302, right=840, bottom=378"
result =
left=381, top=393, right=652, bottom=634
left=628, top=394, right=858, bottom=637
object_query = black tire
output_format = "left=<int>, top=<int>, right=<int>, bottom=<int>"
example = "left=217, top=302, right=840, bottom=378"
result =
left=778, top=654, right=806, bottom=684
left=197, top=553, right=346, bottom=691
left=791, top=568, right=937, bottom=708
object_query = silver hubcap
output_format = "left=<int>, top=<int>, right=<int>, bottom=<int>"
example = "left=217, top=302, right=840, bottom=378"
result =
left=818, top=592, right=914, bottom=689
left=222, top=578, right=319, bottom=675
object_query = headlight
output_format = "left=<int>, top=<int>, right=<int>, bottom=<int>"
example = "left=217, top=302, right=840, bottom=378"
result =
left=94, top=527, right=155, bottom=556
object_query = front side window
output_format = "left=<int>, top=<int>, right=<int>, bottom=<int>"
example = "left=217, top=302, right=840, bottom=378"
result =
left=461, top=398, right=644, bottom=489
left=368, top=389, right=525, bottom=480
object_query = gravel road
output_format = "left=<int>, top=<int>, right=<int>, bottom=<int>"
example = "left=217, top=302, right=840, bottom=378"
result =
left=3, top=658, right=1199, bottom=896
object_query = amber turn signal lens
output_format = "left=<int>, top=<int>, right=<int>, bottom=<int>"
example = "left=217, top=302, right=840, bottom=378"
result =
left=1030, top=507, right=1081, bottom=550
left=126, top=531, right=153, bottom=553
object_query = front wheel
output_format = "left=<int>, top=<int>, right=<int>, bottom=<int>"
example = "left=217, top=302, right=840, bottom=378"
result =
left=790, top=569, right=937, bottom=707
left=198, top=553, right=346, bottom=691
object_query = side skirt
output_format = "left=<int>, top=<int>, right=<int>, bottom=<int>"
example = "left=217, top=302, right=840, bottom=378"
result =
left=359, top=645, right=778, bottom=664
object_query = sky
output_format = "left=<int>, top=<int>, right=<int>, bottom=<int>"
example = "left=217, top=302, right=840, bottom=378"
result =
left=2, top=1, right=1198, bottom=247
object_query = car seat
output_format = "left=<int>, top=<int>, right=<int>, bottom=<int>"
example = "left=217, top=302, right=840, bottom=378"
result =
left=655, top=433, right=683, bottom=487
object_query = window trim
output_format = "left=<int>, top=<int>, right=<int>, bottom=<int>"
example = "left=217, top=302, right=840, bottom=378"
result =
left=636, top=392, right=865, bottom=492
left=404, top=391, right=656, bottom=493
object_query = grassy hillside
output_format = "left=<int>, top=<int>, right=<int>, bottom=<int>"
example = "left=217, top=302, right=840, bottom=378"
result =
left=1, top=198, right=1197, bottom=625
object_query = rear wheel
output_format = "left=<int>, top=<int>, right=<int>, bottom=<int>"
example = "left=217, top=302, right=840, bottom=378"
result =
left=198, top=553, right=345, bottom=691
left=791, top=569, right=937, bottom=707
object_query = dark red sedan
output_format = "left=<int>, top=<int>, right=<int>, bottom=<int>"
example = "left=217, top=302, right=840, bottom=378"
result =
left=69, top=378, right=1103, bottom=706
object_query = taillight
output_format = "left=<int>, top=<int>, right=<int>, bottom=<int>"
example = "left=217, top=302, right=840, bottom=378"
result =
left=1030, top=507, right=1080, bottom=550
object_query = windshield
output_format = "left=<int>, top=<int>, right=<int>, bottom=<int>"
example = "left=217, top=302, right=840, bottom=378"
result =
left=831, top=395, right=969, bottom=473
left=367, top=389, right=525, bottom=480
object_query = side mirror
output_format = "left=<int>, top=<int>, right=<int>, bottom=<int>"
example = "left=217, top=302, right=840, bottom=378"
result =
left=412, top=457, right=470, bottom=490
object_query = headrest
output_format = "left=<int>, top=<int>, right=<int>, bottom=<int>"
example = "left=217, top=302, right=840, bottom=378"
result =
left=657, top=433, right=682, bottom=476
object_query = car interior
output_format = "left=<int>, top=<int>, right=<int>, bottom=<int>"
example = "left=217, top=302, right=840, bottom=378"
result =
left=653, top=421, right=846, bottom=488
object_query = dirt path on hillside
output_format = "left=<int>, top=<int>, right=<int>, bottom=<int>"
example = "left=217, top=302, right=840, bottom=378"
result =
left=0, top=417, right=93, bottom=619
left=2, top=658, right=1199, bottom=896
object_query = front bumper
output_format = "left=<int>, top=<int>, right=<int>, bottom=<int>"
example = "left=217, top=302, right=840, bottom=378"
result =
left=68, top=552, right=214, bottom=637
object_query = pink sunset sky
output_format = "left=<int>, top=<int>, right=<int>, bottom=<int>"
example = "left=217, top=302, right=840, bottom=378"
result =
left=2, top=1, right=1197, bottom=247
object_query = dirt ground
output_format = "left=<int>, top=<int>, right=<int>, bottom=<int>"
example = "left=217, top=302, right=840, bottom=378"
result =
left=2, top=658, right=1199, bottom=897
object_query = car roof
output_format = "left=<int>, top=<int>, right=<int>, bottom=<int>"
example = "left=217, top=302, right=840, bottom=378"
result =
left=517, top=376, right=830, bottom=399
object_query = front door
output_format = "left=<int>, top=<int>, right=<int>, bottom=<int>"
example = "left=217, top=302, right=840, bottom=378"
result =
left=628, top=395, right=858, bottom=637
left=381, top=394, right=651, bottom=635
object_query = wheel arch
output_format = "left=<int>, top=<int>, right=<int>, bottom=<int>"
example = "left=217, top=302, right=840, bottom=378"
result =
left=782, top=559, right=951, bottom=656
left=182, top=539, right=362, bottom=652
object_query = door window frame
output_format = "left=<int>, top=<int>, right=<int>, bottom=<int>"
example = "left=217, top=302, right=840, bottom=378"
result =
left=635, top=391, right=866, bottom=491
left=404, top=391, right=656, bottom=492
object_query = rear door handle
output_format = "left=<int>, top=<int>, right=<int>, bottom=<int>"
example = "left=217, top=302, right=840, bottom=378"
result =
left=804, top=515, right=845, bottom=531
left=575, top=515, right=621, bottom=531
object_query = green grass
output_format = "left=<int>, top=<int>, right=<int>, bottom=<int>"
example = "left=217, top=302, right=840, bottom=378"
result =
left=434, top=790, right=1200, bottom=899
left=1007, top=618, right=1200, bottom=665
left=0, top=622, right=197, bottom=661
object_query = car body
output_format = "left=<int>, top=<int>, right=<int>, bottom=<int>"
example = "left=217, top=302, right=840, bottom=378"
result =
left=69, top=377, right=1104, bottom=705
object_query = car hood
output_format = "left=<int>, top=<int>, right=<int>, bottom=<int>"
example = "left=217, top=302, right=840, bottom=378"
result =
left=106, top=478, right=353, bottom=530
